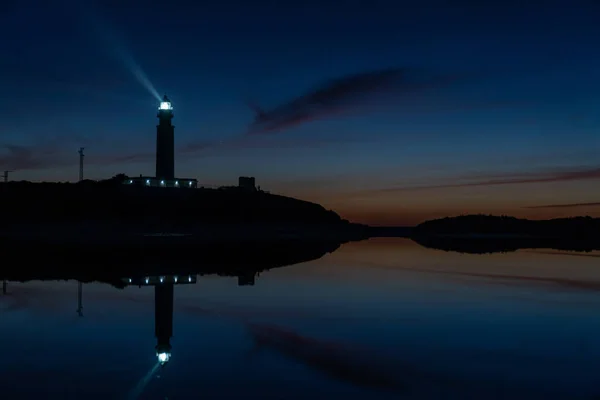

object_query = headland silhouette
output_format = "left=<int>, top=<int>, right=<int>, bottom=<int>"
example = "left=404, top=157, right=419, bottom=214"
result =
left=411, top=214, right=600, bottom=254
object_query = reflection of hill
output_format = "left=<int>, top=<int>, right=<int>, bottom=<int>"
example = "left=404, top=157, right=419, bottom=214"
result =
left=412, top=235, right=600, bottom=254
left=0, top=239, right=341, bottom=287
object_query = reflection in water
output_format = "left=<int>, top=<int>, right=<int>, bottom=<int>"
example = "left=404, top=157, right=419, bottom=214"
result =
left=248, top=323, right=403, bottom=392
left=1, top=239, right=600, bottom=399
left=121, top=275, right=198, bottom=366
left=155, top=284, right=173, bottom=365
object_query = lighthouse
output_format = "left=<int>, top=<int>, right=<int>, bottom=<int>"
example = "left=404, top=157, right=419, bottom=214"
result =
left=124, top=95, right=198, bottom=188
left=156, top=95, right=175, bottom=181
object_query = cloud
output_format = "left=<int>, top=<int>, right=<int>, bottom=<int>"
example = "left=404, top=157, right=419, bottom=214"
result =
left=103, top=152, right=155, bottom=164
left=358, top=165, right=600, bottom=195
left=245, top=67, right=461, bottom=135
left=0, top=140, right=157, bottom=172
left=178, top=133, right=368, bottom=156
left=0, top=143, right=69, bottom=170
left=178, top=140, right=217, bottom=155
left=525, top=202, right=600, bottom=209
left=0, top=131, right=360, bottom=174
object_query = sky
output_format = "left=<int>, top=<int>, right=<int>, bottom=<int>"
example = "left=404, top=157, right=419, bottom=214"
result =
left=1, top=0, right=600, bottom=226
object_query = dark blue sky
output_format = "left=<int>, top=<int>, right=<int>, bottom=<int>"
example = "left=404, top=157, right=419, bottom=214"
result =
left=1, top=0, right=599, bottom=224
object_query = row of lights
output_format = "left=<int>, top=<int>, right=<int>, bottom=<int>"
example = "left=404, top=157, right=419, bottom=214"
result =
left=126, top=276, right=193, bottom=284
left=128, top=179, right=193, bottom=187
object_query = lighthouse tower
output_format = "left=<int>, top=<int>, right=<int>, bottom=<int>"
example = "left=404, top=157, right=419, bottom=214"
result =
left=124, top=95, right=197, bottom=188
left=156, top=95, right=175, bottom=181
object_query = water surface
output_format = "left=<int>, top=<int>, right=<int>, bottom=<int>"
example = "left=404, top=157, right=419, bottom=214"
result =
left=1, top=238, right=599, bottom=399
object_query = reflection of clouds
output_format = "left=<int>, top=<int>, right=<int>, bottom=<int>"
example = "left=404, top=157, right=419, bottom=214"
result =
left=418, top=269, right=600, bottom=293
left=248, top=323, right=417, bottom=393
left=0, top=283, right=150, bottom=315
left=245, top=324, right=569, bottom=398
left=179, top=301, right=352, bottom=323
left=179, top=299, right=582, bottom=397
left=357, top=260, right=600, bottom=293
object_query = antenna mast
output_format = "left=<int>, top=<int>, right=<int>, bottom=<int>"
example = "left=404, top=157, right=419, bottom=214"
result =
left=3, top=170, right=13, bottom=183
left=78, top=147, right=85, bottom=182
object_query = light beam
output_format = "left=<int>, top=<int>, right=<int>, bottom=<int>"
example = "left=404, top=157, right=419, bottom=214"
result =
left=75, top=0, right=161, bottom=102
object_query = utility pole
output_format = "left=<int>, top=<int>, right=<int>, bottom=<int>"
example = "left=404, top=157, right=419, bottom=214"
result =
left=78, top=147, right=85, bottom=182
left=3, top=170, right=13, bottom=183
left=77, top=281, right=83, bottom=316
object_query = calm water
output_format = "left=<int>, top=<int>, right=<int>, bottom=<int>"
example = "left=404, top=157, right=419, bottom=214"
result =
left=1, top=238, right=600, bottom=399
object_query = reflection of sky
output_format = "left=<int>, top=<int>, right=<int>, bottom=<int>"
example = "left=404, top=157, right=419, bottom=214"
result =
left=1, top=239, right=600, bottom=399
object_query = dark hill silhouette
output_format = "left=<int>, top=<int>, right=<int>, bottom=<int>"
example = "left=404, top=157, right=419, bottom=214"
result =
left=413, top=214, right=600, bottom=237
left=412, top=214, right=600, bottom=254
left=0, top=176, right=369, bottom=241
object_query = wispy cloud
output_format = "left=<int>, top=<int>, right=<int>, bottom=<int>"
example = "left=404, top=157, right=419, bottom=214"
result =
left=178, top=133, right=367, bottom=155
left=245, top=67, right=462, bottom=135
left=0, top=142, right=150, bottom=171
left=0, top=131, right=361, bottom=173
left=525, top=202, right=600, bottom=209
left=356, top=165, right=600, bottom=195
left=0, top=143, right=69, bottom=170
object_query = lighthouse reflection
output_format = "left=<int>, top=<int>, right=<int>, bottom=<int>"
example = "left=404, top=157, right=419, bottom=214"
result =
left=122, top=275, right=198, bottom=366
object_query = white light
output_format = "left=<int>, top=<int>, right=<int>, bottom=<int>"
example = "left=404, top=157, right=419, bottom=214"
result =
left=145, top=277, right=149, bottom=284
left=174, top=276, right=178, bottom=283
left=157, top=352, right=170, bottom=364
left=188, top=276, right=192, bottom=282
left=146, top=179, right=150, bottom=185
left=160, top=277, right=164, bottom=283
left=128, top=278, right=132, bottom=283
left=188, top=182, right=192, bottom=186
left=159, top=101, right=172, bottom=110
left=160, top=180, right=165, bottom=185
left=175, top=181, right=179, bottom=186
left=129, top=180, right=133, bottom=184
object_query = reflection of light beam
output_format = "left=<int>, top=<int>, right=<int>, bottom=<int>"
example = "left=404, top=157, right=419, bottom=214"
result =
left=75, top=1, right=161, bottom=102
left=127, top=362, right=161, bottom=400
